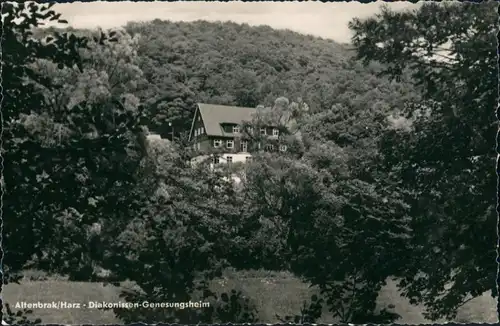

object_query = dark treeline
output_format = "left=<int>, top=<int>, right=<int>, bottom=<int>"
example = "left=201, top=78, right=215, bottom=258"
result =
left=1, top=1, right=497, bottom=324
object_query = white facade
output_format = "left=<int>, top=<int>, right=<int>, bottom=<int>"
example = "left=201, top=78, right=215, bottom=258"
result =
left=217, top=152, right=251, bottom=164
left=191, top=152, right=252, bottom=169
left=146, top=134, right=162, bottom=141
left=190, top=152, right=249, bottom=187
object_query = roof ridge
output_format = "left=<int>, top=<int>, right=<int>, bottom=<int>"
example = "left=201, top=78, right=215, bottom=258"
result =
left=197, top=102, right=257, bottom=110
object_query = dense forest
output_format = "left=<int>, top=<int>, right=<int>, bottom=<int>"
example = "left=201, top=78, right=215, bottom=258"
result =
left=124, top=19, right=420, bottom=138
left=2, top=1, right=498, bottom=324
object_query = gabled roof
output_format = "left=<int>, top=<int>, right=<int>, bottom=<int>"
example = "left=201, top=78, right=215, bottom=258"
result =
left=197, top=103, right=257, bottom=137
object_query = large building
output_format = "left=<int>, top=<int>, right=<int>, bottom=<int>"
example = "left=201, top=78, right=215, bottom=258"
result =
left=189, top=103, right=286, bottom=166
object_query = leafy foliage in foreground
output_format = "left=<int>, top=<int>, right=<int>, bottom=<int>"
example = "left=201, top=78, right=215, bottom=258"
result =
left=3, top=1, right=88, bottom=283
left=238, top=98, right=409, bottom=323
left=2, top=303, right=42, bottom=325
left=350, top=1, right=498, bottom=321
left=2, top=1, right=497, bottom=324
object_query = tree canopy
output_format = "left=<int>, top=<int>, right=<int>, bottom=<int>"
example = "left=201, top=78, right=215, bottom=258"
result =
left=350, top=1, right=498, bottom=321
left=2, top=1, right=497, bottom=324
left=124, top=20, right=418, bottom=138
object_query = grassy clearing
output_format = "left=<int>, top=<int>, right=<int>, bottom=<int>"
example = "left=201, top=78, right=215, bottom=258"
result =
left=3, top=269, right=497, bottom=324
left=212, top=268, right=325, bottom=322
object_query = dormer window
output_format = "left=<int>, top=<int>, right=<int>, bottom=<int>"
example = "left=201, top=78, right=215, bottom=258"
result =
left=232, top=125, right=240, bottom=133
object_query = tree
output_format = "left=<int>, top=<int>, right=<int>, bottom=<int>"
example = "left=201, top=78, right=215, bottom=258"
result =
left=349, top=1, right=498, bottom=321
left=2, top=2, right=147, bottom=285
left=3, top=9, right=258, bottom=323
left=1, top=3, right=97, bottom=322
left=241, top=98, right=408, bottom=323
left=123, top=19, right=419, bottom=135
left=2, top=2, right=83, bottom=283
left=101, top=139, right=259, bottom=323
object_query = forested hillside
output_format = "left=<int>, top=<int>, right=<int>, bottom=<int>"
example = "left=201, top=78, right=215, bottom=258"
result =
left=3, top=2, right=497, bottom=325
left=124, top=20, right=420, bottom=137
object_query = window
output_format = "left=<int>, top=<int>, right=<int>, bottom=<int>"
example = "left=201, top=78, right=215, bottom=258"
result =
left=213, top=139, right=221, bottom=148
left=247, top=127, right=254, bottom=135
left=195, top=129, right=199, bottom=136
left=279, top=144, right=287, bottom=152
left=245, top=156, right=252, bottom=162
left=226, top=156, right=233, bottom=163
left=226, top=140, right=234, bottom=149
left=260, top=128, right=266, bottom=135
left=241, top=141, right=248, bottom=152
left=201, top=127, right=205, bottom=134
left=198, top=115, right=201, bottom=121
left=273, top=128, right=279, bottom=136
left=232, top=125, right=240, bottom=133
left=213, top=156, right=220, bottom=164
left=265, top=144, right=274, bottom=151
left=197, top=142, right=201, bottom=150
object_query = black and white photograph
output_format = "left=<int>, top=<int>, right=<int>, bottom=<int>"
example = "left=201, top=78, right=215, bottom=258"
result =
left=1, top=0, right=498, bottom=324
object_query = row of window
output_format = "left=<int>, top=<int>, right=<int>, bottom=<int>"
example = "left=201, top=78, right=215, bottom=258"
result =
left=213, top=156, right=252, bottom=164
left=194, top=141, right=287, bottom=153
left=212, top=146, right=286, bottom=165
left=194, top=127, right=205, bottom=137
left=232, top=126, right=279, bottom=136
left=213, top=139, right=246, bottom=151
left=266, top=144, right=288, bottom=152
left=213, top=139, right=287, bottom=152
left=270, top=128, right=279, bottom=136
left=196, top=125, right=280, bottom=137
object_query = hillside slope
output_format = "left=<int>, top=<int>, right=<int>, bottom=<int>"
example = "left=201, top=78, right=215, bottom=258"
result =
left=124, top=20, right=419, bottom=136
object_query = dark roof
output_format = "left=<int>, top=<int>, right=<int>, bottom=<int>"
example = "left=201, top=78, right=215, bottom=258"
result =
left=197, top=103, right=256, bottom=137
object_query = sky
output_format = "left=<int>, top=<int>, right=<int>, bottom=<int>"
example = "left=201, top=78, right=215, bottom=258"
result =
left=53, top=1, right=421, bottom=43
